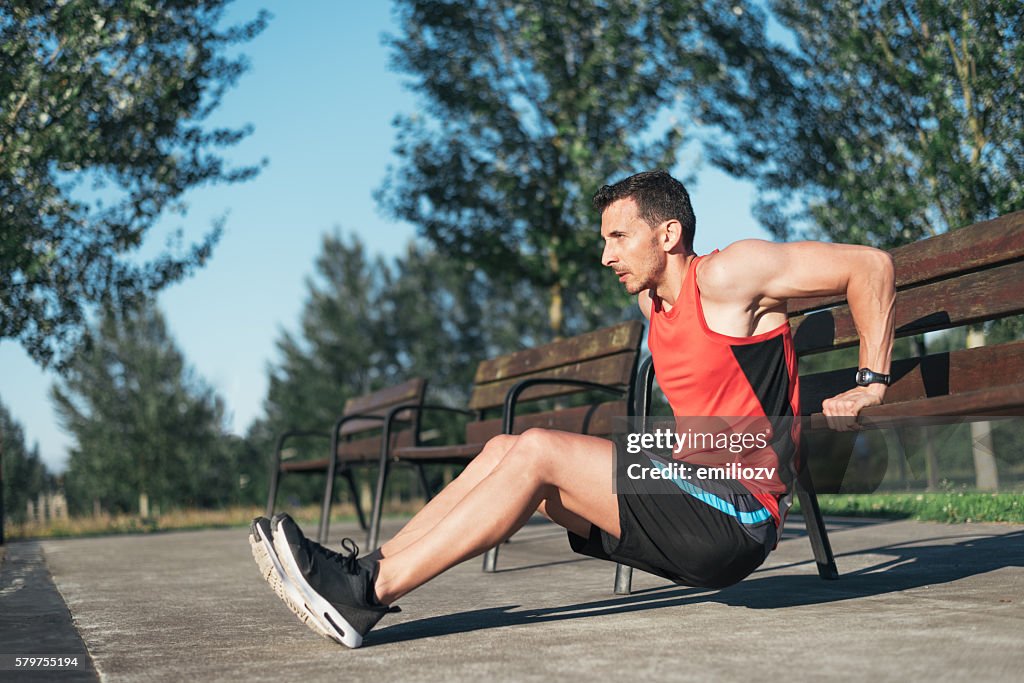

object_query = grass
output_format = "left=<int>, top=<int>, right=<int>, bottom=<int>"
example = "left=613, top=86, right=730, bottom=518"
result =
left=800, top=492, right=1024, bottom=524
left=1, top=501, right=424, bottom=542
left=5, top=493, right=1024, bottom=542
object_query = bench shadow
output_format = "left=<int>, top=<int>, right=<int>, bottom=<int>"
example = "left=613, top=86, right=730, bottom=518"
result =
left=368, top=527, right=1024, bottom=646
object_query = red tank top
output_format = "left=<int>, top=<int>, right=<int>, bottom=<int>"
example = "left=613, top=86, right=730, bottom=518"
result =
left=647, top=251, right=801, bottom=525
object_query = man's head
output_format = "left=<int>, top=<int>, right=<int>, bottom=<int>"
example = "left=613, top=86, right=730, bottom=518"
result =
left=593, top=169, right=696, bottom=252
left=594, top=170, right=696, bottom=295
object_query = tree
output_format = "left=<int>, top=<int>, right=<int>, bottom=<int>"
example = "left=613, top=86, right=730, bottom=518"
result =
left=1, top=396, right=54, bottom=528
left=262, top=231, right=546, bottom=437
left=257, top=231, right=549, bottom=504
left=0, top=0, right=268, bottom=369
left=378, top=1, right=768, bottom=337
left=694, top=0, right=1024, bottom=246
left=51, top=298, right=235, bottom=514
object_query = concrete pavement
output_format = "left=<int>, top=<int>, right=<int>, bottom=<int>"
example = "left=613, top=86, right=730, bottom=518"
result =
left=3, top=514, right=1023, bottom=682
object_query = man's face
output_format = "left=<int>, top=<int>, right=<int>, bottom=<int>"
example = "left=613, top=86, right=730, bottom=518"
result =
left=600, top=198, right=664, bottom=295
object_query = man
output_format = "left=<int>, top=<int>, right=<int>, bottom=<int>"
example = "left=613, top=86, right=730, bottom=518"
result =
left=250, top=169, right=896, bottom=648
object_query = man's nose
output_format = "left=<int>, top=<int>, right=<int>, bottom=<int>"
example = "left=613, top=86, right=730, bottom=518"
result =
left=601, top=243, right=616, bottom=268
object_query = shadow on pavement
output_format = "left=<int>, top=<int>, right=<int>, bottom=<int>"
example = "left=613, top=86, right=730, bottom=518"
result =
left=370, top=527, right=1024, bottom=646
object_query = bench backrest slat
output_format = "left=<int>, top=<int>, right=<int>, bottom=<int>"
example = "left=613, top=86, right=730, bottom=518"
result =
left=336, top=431, right=417, bottom=460
left=788, top=210, right=1024, bottom=315
left=791, top=210, right=1024, bottom=419
left=792, top=259, right=1024, bottom=355
left=468, top=321, right=644, bottom=412
left=799, top=340, right=1024, bottom=414
left=339, top=378, right=427, bottom=437
left=464, top=400, right=627, bottom=443
left=473, top=321, right=643, bottom=383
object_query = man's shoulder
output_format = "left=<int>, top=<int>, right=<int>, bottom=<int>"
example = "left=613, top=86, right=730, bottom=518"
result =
left=697, top=240, right=777, bottom=299
left=704, top=239, right=776, bottom=266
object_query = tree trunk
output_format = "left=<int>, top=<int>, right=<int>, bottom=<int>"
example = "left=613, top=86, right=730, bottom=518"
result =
left=967, top=327, right=999, bottom=491
left=547, top=243, right=565, bottom=338
left=548, top=281, right=564, bottom=338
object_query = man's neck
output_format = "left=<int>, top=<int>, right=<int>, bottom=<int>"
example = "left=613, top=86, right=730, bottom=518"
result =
left=652, top=252, right=697, bottom=309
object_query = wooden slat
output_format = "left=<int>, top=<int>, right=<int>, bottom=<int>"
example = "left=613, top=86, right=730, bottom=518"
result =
left=338, top=378, right=427, bottom=436
left=805, top=383, right=1024, bottom=431
left=343, top=378, right=426, bottom=415
left=800, top=340, right=1024, bottom=414
left=791, top=260, right=1024, bottom=355
left=280, top=431, right=417, bottom=472
left=464, top=400, right=627, bottom=443
left=279, top=458, right=333, bottom=473
left=788, top=210, right=1024, bottom=314
left=468, top=351, right=636, bottom=411
left=338, top=413, right=420, bottom=437
left=391, top=443, right=483, bottom=461
left=337, top=431, right=416, bottom=460
left=473, top=321, right=643, bottom=384
left=337, top=418, right=387, bottom=436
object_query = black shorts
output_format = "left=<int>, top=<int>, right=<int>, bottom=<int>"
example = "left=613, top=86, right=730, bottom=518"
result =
left=568, top=446, right=778, bottom=589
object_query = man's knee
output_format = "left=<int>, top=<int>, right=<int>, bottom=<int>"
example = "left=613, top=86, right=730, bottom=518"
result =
left=502, top=428, right=558, bottom=478
left=471, top=433, right=518, bottom=472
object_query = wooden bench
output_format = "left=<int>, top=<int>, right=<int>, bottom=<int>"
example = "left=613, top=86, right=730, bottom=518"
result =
left=365, top=321, right=646, bottom=576
left=792, top=209, right=1024, bottom=570
left=265, top=378, right=427, bottom=544
left=619, top=210, right=1024, bottom=593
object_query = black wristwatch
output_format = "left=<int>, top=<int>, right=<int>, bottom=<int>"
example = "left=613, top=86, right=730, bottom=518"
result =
left=855, top=368, right=891, bottom=387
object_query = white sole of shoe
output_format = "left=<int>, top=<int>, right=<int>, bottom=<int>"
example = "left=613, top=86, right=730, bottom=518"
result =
left=272, top=519, right=364, bottom=649
left=249, top=522, right=338, bottom=643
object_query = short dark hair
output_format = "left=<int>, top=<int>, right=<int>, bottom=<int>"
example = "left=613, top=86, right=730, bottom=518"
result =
left=592, top=169, right=696, bottom=252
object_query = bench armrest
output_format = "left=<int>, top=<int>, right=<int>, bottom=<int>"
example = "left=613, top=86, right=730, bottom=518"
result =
left=273, top=429, right=334, bottom=462
left=382, top=403, right=475, bottom=444
left=503, top=378, right=625, bottom=434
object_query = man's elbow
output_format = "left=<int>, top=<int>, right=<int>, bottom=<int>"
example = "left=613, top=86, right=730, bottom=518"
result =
left=871, top=248, right=895, bottom=284
left=859, top=248, right=895, bottom=294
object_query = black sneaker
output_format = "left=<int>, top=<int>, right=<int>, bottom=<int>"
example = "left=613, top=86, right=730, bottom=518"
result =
left=248, top=517, right=334, bottom=641
left=271, top=513, right=394, bottom=648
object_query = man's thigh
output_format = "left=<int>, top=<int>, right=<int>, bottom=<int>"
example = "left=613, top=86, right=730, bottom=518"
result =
left=516, top=429, right=620, bottom=539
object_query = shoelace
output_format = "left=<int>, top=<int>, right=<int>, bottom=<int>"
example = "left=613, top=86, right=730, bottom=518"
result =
left=338, top=538, right=360, bottom=574
left=299, top=535, right=361, bottom=574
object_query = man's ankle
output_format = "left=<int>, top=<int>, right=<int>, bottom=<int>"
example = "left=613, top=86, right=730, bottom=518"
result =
left=372, top=558, right=400, bottom=605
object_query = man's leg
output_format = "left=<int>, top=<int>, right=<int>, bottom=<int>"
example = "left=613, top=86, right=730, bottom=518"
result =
left=374, top=428, right=618, bottom=604
left=369, top=434, right=520, bottom=560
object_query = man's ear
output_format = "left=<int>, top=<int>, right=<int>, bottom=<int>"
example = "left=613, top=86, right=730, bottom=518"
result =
left=661, top=219, right=684, bottom=252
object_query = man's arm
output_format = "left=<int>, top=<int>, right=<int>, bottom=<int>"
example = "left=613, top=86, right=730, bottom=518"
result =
left=703, top=239, right=896, bottom=429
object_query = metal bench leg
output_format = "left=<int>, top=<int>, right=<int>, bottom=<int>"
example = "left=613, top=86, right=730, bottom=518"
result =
left=344, top=468, right=368, bottom=531
left=318, top=460, right=338, bottom=545
left=482, top=545, right=499, bottom=572
left=796, top=465, right=839, bottom=580
left=614, top=563, right=633, bottom=594
left=265, top=433, right=287, bottom=518
left=414, top=463, right=434, bottom=502
left=367, top=459, right=390, bottom=550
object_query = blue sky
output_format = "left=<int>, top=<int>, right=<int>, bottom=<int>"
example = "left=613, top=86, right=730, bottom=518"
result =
left=0, top=0, right=768, bottom=472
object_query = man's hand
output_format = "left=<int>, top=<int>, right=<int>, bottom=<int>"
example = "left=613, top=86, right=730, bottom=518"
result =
left=821, top=386, right=884, bottom=432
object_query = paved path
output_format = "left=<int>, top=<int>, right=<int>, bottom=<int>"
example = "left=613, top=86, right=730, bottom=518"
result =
left=3, top=515, right=1023, bottom=682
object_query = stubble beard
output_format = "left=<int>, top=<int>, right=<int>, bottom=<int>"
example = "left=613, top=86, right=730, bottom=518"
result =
left=621, top=268, right=661, bottom=296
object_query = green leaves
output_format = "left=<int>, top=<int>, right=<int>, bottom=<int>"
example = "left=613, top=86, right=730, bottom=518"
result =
left=697, top=0, right=1024, bottom=246
left=0, top=0, right=267, bottom=369
left=379, top=0, right=716, bottom=336
left=1, top=396, right=55, bottom=525
left=50, top=298, right=237, bottom=514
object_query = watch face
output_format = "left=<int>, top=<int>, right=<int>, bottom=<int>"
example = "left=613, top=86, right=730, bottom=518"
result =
left=856, top=369, right=870, bottom=386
